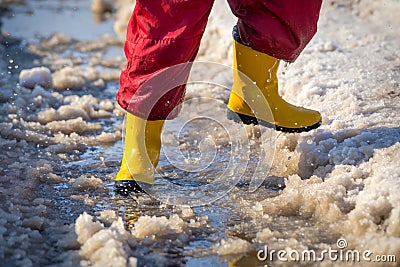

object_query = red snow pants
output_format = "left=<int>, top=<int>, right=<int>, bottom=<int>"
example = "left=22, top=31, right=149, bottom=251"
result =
left=117, top=0, right=322, bottom=120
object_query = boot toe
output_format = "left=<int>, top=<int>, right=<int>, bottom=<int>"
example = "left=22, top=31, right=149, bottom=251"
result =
left=280, top=109, right=322, bottom=133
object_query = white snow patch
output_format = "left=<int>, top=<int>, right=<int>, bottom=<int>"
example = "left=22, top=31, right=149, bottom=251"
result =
left=180, top=207, right=194, bottom=218
left=345, top=143, right=400, bottom=255
left=75, top=213, right=137, bottom=267
left=98, top=210, right=119, bottom=224
left=91, top=0, right=113, bottom=14
left=131, top=215, right=185, bottom=239
left=52, top=66, right=104, bottom=90
left=254, top=228, right=276, bottom=243
left=113, top=0, right=135, bottom=39
left=19, top=67, right=53, bottom=89
left=38, top=94, right=112, bottom=124
left=213, top=238, right=253, bottom=256
left=27, top=160, right=66, bottom=184
left=72, top=175, right=107, bottom=192
left=45, top=117, right=102, bottom=134
left=76, top=212, right=104, bottom=244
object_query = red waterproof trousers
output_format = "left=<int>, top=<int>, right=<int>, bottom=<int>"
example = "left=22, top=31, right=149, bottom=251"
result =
left=117, top=0, right=322, bottom=120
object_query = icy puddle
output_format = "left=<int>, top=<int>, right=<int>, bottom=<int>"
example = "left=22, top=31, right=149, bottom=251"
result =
left=1, top=0, right=400, bottom=266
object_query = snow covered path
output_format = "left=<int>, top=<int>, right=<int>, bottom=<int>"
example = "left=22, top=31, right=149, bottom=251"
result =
left=0, top=0, right=399, bottom=266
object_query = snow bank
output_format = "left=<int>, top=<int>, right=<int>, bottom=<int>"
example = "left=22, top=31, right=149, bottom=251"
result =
left=232, top=0, right=400, bottom=257
left=247, top=138, right=400, bottom=255
left=260, top=174, right=348, bottom=221
left=19, top=67, right=53, bottom=89
left=345, top=143, right=400, bottom=256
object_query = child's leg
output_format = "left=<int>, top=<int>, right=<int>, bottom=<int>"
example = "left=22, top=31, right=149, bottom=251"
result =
left=114, top=113, right=164, bottom=195
left=227, top=0, right=322, bottom=62
left=117, top=0, right=215, bottom=120
left=226, top=0, right=323, bottom=132
left=115, top=0, right=214, bottom=194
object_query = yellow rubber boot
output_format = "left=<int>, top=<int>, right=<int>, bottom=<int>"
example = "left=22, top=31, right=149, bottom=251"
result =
left=114, top=113, right=164, bottom=194
left=227, top=39, right=322, bottom=133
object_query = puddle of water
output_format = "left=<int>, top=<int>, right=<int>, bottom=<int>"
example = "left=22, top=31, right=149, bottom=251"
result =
left=2, top=0, right=115, bottom=41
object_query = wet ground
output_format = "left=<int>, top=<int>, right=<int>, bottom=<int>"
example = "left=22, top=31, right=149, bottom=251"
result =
left=1, top=0, right=399, bottom=267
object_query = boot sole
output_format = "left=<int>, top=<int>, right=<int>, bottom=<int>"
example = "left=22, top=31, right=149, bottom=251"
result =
left=227, top=108, right=321, bottom=133
left=114, top=180, right=146, bottom=196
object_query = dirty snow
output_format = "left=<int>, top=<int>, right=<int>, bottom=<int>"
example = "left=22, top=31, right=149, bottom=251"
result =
left=0, top=0, right=399, bottom=266
left=213, top=238, right=253, bottom=256
left=19, top=66, right=53, bottom=89
left=75, top=212, right=137, bottom=267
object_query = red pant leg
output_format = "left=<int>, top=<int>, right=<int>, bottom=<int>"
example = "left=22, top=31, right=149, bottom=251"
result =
left=117, top=0, right=214, bottom=120
left=228, top=0, right=322, bottom=62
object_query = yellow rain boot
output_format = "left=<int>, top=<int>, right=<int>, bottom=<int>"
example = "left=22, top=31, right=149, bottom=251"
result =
left=227, top=34, right=322, bottom=133
left=114, top=113, right=164, bottom=195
